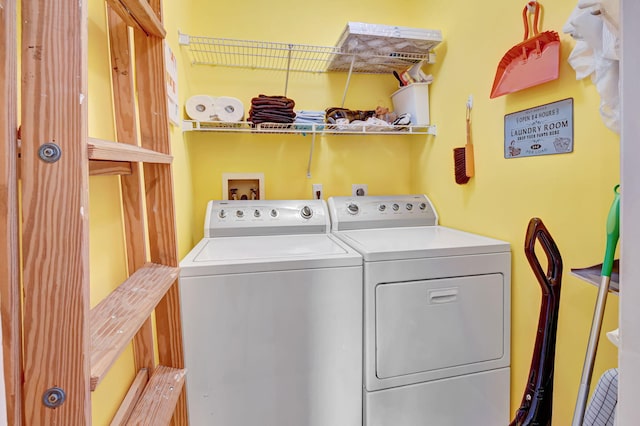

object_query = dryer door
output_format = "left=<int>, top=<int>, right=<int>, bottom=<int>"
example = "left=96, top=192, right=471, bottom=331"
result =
left=375, top=274, right=504, bottom=378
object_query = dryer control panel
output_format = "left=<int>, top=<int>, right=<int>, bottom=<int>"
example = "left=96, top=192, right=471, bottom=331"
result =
left=328, top=195, right=438, bottom=231
left=205, top=199, right=331, bottom=237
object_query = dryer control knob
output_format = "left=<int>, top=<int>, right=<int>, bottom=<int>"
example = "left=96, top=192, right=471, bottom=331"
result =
left=236, top=210, right=244, bottom=218
left=378, top=204, right=386, bottom=212
left=270, top=209, right=278, bottom=218
left=300, top=206, right=313, bottom=219
left=347, top=203, right=360, bottom=215
left=406, top=203, right=413, bottom=211
left=419, top=202, right=427, bottom=210
left=254, top=209, right=261, bottom=218
left=392, top=203, right=400, bottom=211
left=219, top=209, right=227, bottom=219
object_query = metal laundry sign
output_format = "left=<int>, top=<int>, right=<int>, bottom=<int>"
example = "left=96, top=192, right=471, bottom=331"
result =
left=504, top=98, right=574, bottom=158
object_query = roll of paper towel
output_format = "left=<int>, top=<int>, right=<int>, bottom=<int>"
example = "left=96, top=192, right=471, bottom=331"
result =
left=213, top=96, right=244, bottom=122
left=185, top=95, right=217, bottom=122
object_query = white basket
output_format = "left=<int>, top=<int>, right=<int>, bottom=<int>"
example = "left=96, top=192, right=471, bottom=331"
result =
left=391, top=83, right=430, bottom=126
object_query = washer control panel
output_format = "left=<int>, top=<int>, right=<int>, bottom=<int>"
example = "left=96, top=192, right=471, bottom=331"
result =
left=205, top=199, right=330, bottom=237
left=327, top=195, right=438, bottom=231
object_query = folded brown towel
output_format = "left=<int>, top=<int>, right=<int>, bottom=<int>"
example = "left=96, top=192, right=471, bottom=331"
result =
left=249, top=94, right=296, bottom=124
left=249, top=110, right=296, bottom=124
left=249, top=109, right=296, bottom=118
left=251, top=95, right=295, bottom=109
left=250, top=103, right=295, bottom=111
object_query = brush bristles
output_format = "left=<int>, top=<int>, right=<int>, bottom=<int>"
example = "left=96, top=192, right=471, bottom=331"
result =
left=454, top=147, right=470, bottom=184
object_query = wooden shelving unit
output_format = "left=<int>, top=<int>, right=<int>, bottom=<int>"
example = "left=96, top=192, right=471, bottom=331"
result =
left=1, top=0, right=187, bottom=424
left=0, top=0, right=21, bottom=424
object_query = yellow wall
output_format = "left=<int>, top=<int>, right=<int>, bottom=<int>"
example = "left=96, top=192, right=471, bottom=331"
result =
left=415, top=1, right=619, bottom=424
left=165, top=0, right=196, bottom=259
left=86, top=0, right=620, bottom=424
left=180, top=0, right=429, bottom=243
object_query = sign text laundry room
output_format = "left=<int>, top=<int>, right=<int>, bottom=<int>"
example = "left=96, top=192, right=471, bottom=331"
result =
left=504, top=98, right=574, bottom=158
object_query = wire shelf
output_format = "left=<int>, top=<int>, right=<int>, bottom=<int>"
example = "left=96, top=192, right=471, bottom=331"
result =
left=179, top=34, right=435, bottom=74
left=182, top=120, right=436, bottom=135
left=184, top=36, right=338, bottom=73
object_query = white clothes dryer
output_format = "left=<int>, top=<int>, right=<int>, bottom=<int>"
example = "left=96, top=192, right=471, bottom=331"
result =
left=328, top=194, right=511, bottom=426
left=179, top=200, right=363, bottom=426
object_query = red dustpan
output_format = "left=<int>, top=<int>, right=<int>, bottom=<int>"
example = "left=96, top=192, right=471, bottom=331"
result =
left=490, top=1, right=560, bottom=99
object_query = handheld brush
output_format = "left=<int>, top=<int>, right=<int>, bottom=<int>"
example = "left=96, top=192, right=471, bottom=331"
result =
left=454, top=95, right=475, bottom=184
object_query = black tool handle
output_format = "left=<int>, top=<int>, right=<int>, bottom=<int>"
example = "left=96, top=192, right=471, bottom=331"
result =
left=509, top=218, right=563, bottom=426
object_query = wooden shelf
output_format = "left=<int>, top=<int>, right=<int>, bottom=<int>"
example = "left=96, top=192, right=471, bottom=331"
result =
left=125, top=366, right=186, bottom=426
left=88, top=137, right=173, bottom=164
left=110, top=369, right=149, bottom=425
left=89, top=263, right=179, bottom=391
left=89, top=160, right=133, bottom=176
left=18, top=141, right=136, bottom=176
left=106, top=0, right=166, bottom=38
left=14, top=0, right=186, bottom=422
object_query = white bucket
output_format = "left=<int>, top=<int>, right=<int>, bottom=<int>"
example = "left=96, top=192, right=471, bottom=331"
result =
left=391, top=83, right=430, bottom=125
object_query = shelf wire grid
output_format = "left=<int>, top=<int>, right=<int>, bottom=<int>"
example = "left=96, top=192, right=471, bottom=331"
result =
left=186, top=36, right=338, bottom=73
left=183, top=36, right=431, bottom=74
left=182, top=120, right=436, bottom=135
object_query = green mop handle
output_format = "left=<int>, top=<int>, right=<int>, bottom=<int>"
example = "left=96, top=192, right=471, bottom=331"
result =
left=572, top=184, right=621, bottom=426
left=602, top=185, right=620, bottom=278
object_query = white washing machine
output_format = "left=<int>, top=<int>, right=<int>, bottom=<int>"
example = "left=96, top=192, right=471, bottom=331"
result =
left=328, top=195, right=511, bottom=426
left=179, top=200, right=363, bottom=426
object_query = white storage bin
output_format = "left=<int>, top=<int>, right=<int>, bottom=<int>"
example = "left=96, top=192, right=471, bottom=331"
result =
left=391, top=83, right=430, bottom=125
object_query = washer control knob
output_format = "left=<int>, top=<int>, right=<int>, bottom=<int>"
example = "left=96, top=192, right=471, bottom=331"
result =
left=254, top=209, right=261, bottom=218
left=392, top=203, right=400, bottom=211
left=270, top=209, right=278, bottom=218
left=218, top=209, right=227, bottom=219
left=347, top=203, right=360, bottom=215
left=378, top=204, right=386, bottom=212
left=300, top=205, right=313, bottom=219
left=406, top=203, right=413, bottom=211
left=236, top=210, right=244, bottom=218
left=419, top=202, right=427, bottom=210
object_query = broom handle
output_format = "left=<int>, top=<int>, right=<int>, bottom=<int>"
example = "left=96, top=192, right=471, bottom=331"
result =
left=466, top=107, right=471, bottom=146
left=571, top=185, right=620, bottom=426
left=522, top=1, right=541, bottom=40
left=465, top=102, right=474, bottom=177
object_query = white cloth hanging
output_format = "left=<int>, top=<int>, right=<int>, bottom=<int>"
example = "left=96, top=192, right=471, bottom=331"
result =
left=563, top=0, right=620, bottom=134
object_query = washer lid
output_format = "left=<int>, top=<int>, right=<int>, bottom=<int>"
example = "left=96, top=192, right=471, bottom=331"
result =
left=334, top=226, right=510, bottom=261
left=180, top=233, right=362, bottom=276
